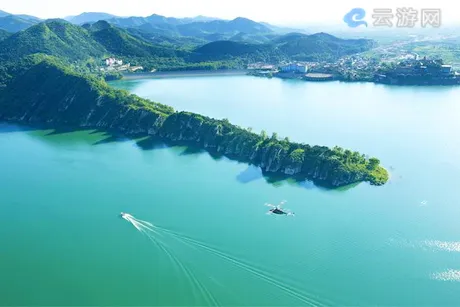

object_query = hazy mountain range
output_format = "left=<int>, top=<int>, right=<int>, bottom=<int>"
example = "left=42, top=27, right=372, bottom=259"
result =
left=0, top=10, right=305, bottom=37
left=0, top=18, right=374, bottom=72
left=0, top=10, right=42, bottom=32
left=0, top=8, right=380, bottom=77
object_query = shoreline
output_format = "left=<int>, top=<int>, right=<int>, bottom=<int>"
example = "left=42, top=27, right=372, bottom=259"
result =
left=120, top=69, right=460, bottom=87
left=121, top=69, right=249, bottom=80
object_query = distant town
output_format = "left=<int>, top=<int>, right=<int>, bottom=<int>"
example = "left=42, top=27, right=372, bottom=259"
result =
left=102, top=53, right=460, bottom=86
left=246, top=55, right=460, bottom=85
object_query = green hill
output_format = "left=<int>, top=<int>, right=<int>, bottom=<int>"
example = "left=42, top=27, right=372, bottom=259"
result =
left=86, top=20, right=180, bottom=58
left=275, top=32, right=376, bottom=61
left=108, top=16, right=180, bottom=37
left=106, top=15, right=274, bottom=41
left=0, top=58, right=388, bottom=187
left=0, top=57, right=173, bottom=127
left=228, top=32, right=273, bottom=44
left=193, top=33, right=374, bottom=62
left=0, top=20, right=106, bottom=61
left=0, top=19, right=375, bottom=73
left=0, top=29, right=11, bottom=41
left=0, top=19, right=198, bottom=71
left=192, top=40, right=284, bottom=63
left=177, top=17, right=273, bottom=38
left=195, top=40, right=269, bottom=56
left=125, top=27, right=207, bottom=48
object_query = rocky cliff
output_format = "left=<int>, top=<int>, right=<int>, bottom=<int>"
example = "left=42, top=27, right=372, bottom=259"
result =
left=0, top=58, right=388, bottom=187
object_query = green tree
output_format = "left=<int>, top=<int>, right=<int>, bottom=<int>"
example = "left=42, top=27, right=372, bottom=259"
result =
left=368, top=157, right=380, bottom=170
left=260, top=130, right=267, bottom=139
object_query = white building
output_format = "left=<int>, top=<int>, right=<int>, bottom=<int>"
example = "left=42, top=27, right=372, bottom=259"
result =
left=105, top=58, right=123, bottom=67
left=280, top=63, right=308, bottom=73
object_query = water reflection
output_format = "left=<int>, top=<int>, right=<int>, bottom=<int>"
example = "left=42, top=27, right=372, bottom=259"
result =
left=1, top=123, right=362, bottom=192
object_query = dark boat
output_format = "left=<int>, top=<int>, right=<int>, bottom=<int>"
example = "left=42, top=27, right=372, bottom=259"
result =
left=270, top=208, right=287, bottom=215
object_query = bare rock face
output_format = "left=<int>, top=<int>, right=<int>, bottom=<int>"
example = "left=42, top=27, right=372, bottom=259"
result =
left=283, top=165, right=302, bottom=175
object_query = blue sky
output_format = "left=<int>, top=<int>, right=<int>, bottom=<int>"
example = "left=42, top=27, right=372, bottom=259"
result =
left=1, top=0, right=457, bottom=26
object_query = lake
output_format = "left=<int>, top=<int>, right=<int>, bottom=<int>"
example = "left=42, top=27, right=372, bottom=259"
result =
left=2, top=76, right=460, bottom=306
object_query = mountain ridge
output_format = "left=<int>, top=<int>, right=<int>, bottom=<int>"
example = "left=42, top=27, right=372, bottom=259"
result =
left=0, top=20, right=106, bottom=61
left=0, top=15, right=40, bottom=32
left=0, top=19, right=376, bottom=71
left=66, top=12, right=118, bottom=25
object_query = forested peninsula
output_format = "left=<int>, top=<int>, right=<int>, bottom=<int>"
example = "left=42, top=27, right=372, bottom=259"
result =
left=0, top=57, right=388, bottom=187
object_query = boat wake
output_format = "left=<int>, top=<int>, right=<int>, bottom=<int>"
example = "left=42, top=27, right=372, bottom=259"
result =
left=121, top=213, right=329, bottom=306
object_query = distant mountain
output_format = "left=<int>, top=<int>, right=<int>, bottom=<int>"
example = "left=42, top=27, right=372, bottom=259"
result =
left=105, top=14, right=273, bottom=41
left=107, top=16, right=180, bottom=37
left=0, top=29, right=11, bottom=41
left=108, top=14, right=183, bottom=30
left=0, top=17, right=376, bottom=74
left=67, top=12, right=118, bottom=25
left=192, top=40, right=285, bottom=63
left=0, top=15, right=40, bottom=32
left=194, top=32, right=375, bottom=62
left=182, top=15, right=221, bottom=23
left=195, top=40, right=269, bottom=56
left=229, top=32, right=275, bottom=44
left=177, top=17, right=272, bottom=37
left=14, top=14, right=42, bottom=22
left=107, top=13, right=220, bottom=28
left=271, top=32, right=308, bottom=43
left=260, top=22, right=308, bottom=34
left=274, top=32, right=376, bottom=61
left=125, top=27, right=207, bottom=47
left=0, top=18, right=195, bottom=71
left=140, top=14, right=185, bottom=26
left=85, top=20, right=181, bottom=58
left=0, top=20, right=105, bottom=61
left=66, top=13, right=315, bottom=44
left=0, top=10, right=10, bottom=17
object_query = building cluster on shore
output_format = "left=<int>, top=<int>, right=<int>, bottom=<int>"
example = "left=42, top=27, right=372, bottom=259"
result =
left=375, top=57, right=460, bottom=85
left=247, top=61, right=334, bottom=81
left=246, top=55, right=460, bottom=85
left=100, top=57, right=144, bottom=73
left=280, top=63, right=308, bottom=73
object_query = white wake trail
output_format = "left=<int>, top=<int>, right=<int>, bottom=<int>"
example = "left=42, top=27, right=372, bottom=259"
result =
left=123, top=215, right=143, bottom=231
left=150, top=226, right=322, bottom=306
left=122, top=213, right=218, bottom=305
left=157, top=229, right=319, bottom=306
left=128, top=216, right=154, bottom=227
left=124, top=215, right=156, bottom=233
left=121, top=214, right=322, bottom=306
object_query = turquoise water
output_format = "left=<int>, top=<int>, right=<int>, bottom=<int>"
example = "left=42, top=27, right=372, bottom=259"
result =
left=2, top=76, right=460, bottom=305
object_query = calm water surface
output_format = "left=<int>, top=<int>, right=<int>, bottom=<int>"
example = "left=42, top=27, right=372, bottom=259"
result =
left=2, top=76, right=460, bottom=305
